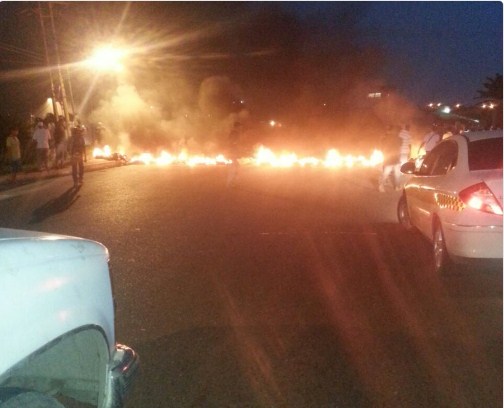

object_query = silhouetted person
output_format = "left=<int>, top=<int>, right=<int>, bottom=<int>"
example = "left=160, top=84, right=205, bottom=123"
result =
left=68, top=125, right=86, bottom=188
left=54, top=117, right=67, bottom=169
left=226, top=121, right=242, bottom=188
left=5, top=126, right=21, bottom=183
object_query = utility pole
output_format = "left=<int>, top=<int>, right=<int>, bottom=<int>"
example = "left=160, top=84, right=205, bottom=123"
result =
left=48, top=2, right=71, bottom=132
left=66, top=66, right=76, bottom=119
left=37, top=2, right=58, bottom=119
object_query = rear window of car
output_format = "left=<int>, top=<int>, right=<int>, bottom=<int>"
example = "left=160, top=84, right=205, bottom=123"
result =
left=468, top=137, right=503, bottom=170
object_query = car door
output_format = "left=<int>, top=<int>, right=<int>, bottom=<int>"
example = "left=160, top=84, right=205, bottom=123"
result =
left=405, top=147, right=438, bottom=233
left=413, top=141, right=458, bottom=238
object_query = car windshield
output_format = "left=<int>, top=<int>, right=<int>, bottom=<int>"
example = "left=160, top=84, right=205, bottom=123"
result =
left=468, top=137, right=503, bottom=170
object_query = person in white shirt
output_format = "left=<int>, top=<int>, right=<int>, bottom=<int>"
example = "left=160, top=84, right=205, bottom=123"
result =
left=398, top=124, right=412, bottom=165
left=379, top=125, right=402, bottom=192
left=32, top=120, right=52, bottom=172
left=420, top=125, right=441, bottom=154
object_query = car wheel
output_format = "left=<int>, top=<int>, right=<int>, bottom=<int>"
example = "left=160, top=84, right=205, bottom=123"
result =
left=433, top=220, right=453, bottom=274
left=397, top=194, right=413, bottom=230
left=0, top=391, right=65, bottom=408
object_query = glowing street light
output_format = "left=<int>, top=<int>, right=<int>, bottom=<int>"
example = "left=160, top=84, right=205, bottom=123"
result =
left=85, top=46, right=126, bottom=72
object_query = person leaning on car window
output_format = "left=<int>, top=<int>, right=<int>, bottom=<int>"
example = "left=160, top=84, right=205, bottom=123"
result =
left=420, top=125, right=441, bottom=154
left=68, top=125, right=86, bottom=188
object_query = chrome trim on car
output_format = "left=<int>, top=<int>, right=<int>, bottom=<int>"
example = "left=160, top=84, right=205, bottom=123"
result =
left=104, top=344, right=139, bottom=408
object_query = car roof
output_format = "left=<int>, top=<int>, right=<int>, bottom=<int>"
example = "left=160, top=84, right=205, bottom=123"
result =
left=459, top=129, right=503, bottom=142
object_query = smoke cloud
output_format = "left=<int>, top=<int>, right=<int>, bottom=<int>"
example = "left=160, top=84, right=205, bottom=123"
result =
left=83, top=3, right=426, bottom=156
left=88, top=75, right=249, bottom=155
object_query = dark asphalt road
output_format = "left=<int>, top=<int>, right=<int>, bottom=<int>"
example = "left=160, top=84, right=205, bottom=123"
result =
left=0, top=164, right=501, bottom=407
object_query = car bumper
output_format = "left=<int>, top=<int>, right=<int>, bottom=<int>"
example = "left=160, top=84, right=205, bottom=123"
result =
left=443, top=222, right=503, bottom=259
left=104, top=344, right=139, bottom=408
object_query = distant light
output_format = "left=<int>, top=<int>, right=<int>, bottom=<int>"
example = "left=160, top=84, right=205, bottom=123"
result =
left=489, top=103, right=495, bottom=109
left=367, top=92, right=382, bottom=99
left=437, top=102, right=442, bottom=107
left=455, top=103, right=461, bottom=108
left=441, top=106, right=451, bottom=114
left=269, top=120, right=276, bottom=127
left=482, top=104, right=487, bottom=108
left=428, top=103, right=434, bottom=108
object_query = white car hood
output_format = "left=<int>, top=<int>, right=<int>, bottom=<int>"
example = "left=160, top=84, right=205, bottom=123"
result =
left=0, top=228, right=114, bottom=376
left=0, top=228, right=109, bottom=268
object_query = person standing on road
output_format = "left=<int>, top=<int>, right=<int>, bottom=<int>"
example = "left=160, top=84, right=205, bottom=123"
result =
left=378, top=125, right=401, bottom=192
left=68, top=125, right=86, bottom=188
left=32, top=120, right=52, bottom=172
left=226, top=121, right=242, bottom=188
left=5, top=126, right=22, bottom=183
left=53, top=117, right=67, bottom=169
left=398, top=124, right=412, bottom=165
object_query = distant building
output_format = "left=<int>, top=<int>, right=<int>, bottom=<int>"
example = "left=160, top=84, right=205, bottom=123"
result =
left=367, top=86, right=395, bottom=100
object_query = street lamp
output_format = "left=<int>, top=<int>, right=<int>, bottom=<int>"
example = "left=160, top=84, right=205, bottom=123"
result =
left=85, top=46, right=126, bottom=72
left=74, top=45, right=129, bottom=117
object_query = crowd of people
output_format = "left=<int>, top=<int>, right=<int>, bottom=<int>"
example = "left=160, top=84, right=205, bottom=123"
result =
left=1, top=115, right=481, bottom=191
left=3, top=117, right=89, bottom=188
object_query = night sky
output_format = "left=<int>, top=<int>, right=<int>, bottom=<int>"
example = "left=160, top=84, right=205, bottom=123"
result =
left=282, top=2, right=502, bottom=103
left=358, top=1, right=502, bottom=105
left=0, top=1, right=501, bottom=149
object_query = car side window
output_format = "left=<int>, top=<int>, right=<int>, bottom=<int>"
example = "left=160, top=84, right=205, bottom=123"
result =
left=418, top=149, right=441, bottom=175
left=431, top=142, right=458, bottom=176
left=417, top=141, right=458, bottom=176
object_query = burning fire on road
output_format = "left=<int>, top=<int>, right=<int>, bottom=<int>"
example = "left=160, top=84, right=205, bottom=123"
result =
left=93, top=145, right=384, bottom=169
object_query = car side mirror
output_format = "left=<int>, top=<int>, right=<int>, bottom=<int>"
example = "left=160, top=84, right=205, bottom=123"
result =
left=400, top=161, right=416, bottom=174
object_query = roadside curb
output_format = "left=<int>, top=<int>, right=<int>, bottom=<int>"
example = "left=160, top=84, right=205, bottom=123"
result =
left=0, top=159, right=123, bottom=192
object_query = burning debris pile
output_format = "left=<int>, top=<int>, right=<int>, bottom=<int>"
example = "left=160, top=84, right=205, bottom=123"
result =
left=92, top=146, right=128, bottom=164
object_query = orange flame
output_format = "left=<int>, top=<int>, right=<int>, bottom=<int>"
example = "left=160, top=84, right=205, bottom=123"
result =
left=93, top=144, right=383, bottom=169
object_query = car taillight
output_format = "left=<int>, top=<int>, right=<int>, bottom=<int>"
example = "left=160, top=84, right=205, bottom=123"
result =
left=459, top=182, right=503, bottom=215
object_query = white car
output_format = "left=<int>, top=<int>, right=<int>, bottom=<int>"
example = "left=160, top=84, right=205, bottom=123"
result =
left=398, top=130, right=503, bottom=273
left=0, top=228, right=139, bottom=407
